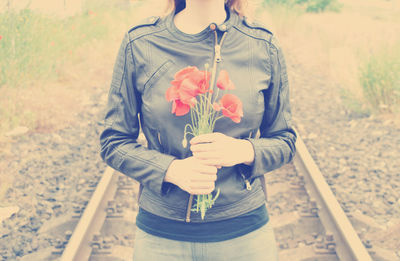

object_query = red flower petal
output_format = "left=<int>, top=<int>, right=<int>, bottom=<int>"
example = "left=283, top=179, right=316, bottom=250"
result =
left=166, top=66, right=211, bottom=117
left=174, top=66, right=198, bottom=81
left=189, top=70, right=210, bottom=94
left=166, top=86, right=179, bottom=101
left=173, top=100, right=191, bottom=116
left=217, top=94, right=243, bottom=123
left=179, top=78, right=200, bottom=105
left=216, top=70, right=235, bottom=90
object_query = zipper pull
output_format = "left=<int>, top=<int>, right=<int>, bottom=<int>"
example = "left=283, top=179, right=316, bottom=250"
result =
left=185, top=194, right=194, bottom=222
left=215, top=45, right=221, bottom=63
left=157, top=132, right=162, bottom=145
left=245, top=180, right=252, bottom=191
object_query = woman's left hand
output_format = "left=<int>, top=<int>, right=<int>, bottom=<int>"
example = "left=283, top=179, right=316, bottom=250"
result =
left=190, top=132, right=254, bottom=168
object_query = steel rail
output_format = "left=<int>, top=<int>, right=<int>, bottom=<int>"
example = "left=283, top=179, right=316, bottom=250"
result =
left=61, top=133, right=372, bottom=261
left=60, top=167, right=119, bottom=261
left=293, top=132, right=373, bottom=261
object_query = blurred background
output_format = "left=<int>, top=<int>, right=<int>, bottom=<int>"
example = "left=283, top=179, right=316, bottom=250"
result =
left=0, top=0, right=398, bottom=137
left=0, top=0, right=399, bottom=260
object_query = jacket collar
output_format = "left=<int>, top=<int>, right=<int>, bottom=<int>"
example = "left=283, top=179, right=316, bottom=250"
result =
left=165, top=5, right=239, bottom=42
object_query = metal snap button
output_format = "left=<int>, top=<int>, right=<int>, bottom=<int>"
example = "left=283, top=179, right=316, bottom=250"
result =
left=220, top=24, right=227, bottom=31
left=209, top=23, right=217, bottom=31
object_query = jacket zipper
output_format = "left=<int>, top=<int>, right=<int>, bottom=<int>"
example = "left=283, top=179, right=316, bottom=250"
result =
left=241, top=173, right=252, bottom=191
left=241, top=131, right=254, bottom=191
left=184, top=28, right=227, bottom=223
left=214, top=44, right=222, bottom=63
left=185, top=194, right=194, bottom=222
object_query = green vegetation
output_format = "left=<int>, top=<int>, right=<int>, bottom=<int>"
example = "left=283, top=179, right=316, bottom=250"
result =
left=359, top=44, right=400, bottom=113
left=0, top=0, right=143, bottom=88
left=0, top=8, right=111, bottom=87
left=0, top=1, right=144, bottom=135
left=263, top=0, right=342, bottom=13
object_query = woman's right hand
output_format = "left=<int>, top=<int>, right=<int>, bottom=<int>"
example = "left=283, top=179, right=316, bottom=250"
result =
left=164, top=157, right=218, bottom=195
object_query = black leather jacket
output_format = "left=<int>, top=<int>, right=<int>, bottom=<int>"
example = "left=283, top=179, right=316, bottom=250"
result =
left=100, top=7, right=296, bottom=223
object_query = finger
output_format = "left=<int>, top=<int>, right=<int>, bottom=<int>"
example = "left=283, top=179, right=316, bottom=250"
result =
left=199, top=166, right=218, bottom=175
left=192, top=151, right=219, bottom=160
left=191, top=189, right=214, bottom=195
left=190, top=174, right=217, bottom=182
left=195, top=157, right=225, bottom=167
left=190, top=132, right=224, bottom=145
left=189, top=184, right=215, bottom=195
left=192, top=159, right=218, bottom=172
left=190, top=182, right=215, bottom=190
left=190, top=143, right=217, bottom=153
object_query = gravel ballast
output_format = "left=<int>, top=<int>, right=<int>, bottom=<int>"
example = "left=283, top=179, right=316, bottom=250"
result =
left=0, top=49, right=399, bottom=260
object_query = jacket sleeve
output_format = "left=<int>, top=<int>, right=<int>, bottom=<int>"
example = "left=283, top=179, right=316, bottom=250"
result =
left=241, top=36, right=297, bottom=179
left=99, top=32, right=176, bottom=196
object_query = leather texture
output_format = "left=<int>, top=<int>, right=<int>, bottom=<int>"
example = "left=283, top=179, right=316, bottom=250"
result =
left=100, top=7, right=297, bottom=222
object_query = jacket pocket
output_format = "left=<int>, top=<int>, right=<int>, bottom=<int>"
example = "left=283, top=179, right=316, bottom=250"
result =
left=143, top=60, right=175, bottom=96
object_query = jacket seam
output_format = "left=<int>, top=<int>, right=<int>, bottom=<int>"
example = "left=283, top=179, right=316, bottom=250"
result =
left=233, top=26, right=282, bottom=57
left=125, top=150, right=168, bottom=171
left=165, top=29, right=212, bottom=43
left=273, top=43, right=290, bottom=130
left=115, top=146, right=168, bottom=171
left=127, top=33, right=136, bottom=80
left=232, top=25, right=272, bottom=43
left=141, top=191, right=187, bottom=211
left=141, top=182, right=262, bottom=211
left=108, top=43, right=129, bottom=129
left=207, top=186, right=262, bottom=211
left=128, top=27, right=168, bottom=43
left=105, top=142, right=126, bottom=169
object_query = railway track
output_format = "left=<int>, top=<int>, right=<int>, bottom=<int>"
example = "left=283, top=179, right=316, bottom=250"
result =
left=48, top=134, right=381, bottom=260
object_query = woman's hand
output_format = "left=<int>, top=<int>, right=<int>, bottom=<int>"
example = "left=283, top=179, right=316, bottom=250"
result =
left=190, top=132, right=255, bottom=167
left=164, top=157, right=218, bottom=195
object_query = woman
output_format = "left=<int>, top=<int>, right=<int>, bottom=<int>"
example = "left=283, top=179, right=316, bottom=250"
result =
left=100, top=0, right=296, bottom=260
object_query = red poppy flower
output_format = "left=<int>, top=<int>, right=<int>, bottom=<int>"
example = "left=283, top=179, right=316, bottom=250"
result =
left=216, top=70, right=235, bottom=90
left=172, top=99, right=191, bottom=116
left=213, top=94, right=243, bottom=123
left=166, top=66, right=210, bottom=116
left=0, top=35, right=2, bottom=41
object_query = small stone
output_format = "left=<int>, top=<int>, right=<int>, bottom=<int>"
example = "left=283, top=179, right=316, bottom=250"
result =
left=0, top=206, right=20, bottom=223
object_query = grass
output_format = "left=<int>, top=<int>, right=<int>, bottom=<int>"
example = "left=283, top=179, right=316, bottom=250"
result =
left=263, top=0, right=342, bottom=13
left=359, top=44, right=400, bottom=113
left=259, top=0, right=400, bottom=117
left=0, top=7, right=109, bottom=88
left=0, top=0, right=157, bottom=136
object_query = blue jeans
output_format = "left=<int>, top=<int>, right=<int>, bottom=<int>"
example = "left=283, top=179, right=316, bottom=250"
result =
left=133, top=222, right=278, bottom=261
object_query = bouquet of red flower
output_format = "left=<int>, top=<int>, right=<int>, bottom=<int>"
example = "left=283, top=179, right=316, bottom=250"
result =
left=165, top=64, right=243, bottom=219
